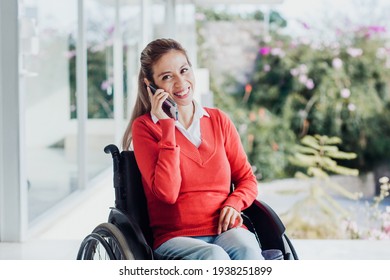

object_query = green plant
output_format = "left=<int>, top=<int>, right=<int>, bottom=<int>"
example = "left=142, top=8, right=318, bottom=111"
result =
left=196, top=6, right=390, bottom=181
left=245, top=27, right=390, bottom=172
left=235, top=107, right=296, bottom=181
left=282, top=134, right=362, bottom=238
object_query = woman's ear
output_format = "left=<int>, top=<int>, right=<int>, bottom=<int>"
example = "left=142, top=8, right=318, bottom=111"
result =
left=144, top=78, right=151, bottom=87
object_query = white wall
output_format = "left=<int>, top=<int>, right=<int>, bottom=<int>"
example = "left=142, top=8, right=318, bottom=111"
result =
left=0, top=0, right=28, bottom=242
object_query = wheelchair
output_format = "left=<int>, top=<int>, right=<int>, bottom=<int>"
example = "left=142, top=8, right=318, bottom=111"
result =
left=77, top=144, right=298, bottom=260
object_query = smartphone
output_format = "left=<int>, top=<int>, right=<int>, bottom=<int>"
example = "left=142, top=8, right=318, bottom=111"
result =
left=148, top=84, right=178, bottom=120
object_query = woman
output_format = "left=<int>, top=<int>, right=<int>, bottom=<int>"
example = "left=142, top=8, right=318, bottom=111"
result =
left=122, top=38, right=263, bottom=260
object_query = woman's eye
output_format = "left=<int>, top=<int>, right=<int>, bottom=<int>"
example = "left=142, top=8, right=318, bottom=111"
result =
left=181, top=68, right=188, bottom=73
left=162, top=75, right=171, bottom=80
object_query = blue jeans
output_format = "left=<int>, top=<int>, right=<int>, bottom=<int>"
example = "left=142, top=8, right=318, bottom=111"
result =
left=154, top=227, right=264, bottom=260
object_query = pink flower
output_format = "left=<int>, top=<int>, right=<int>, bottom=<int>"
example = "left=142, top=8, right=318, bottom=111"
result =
left=290, top=68, right=299, bottom=76
left=305, top=79, right=315, bottom=90
left=300, top=21, right=310, bottom=30
left=259, top=47, right=271, bottom=56
left=332, top=58, right=343, bottom=69
left=359, top=25, right=387, bottom=38
left=368, top=25, right=387, bottom=33
left=348, top=103, right=356, bottom=111
left=341, top=88, right=351, bottom=98
left=347, top=47, right=363, bottom=57
left=106, top=25, right=115, bottom=35
left=299, top=74, right=308, bottom=84
left=271, top=48, right=285, bottom=57
left=101, top=78, right=113, bottom=91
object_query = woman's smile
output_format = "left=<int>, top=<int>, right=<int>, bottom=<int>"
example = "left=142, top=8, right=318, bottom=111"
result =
left=173, top=86, right=191, bottom=99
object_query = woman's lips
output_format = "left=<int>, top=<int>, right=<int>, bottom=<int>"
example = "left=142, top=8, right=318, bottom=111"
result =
left=173, top=87, right=190, bottom=99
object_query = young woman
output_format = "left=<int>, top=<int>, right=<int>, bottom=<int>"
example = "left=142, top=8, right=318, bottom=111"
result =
left=122, top=38, right=263, bottom=260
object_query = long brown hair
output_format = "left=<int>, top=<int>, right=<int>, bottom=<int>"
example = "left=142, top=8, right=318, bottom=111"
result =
left=122, top=38, right=191, bottom=150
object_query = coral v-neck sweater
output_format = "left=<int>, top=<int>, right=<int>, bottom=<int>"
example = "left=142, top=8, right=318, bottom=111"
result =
left=132, top=107, right=258, bottom=249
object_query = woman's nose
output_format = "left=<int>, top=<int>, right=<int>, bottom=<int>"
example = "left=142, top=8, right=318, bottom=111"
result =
left=174, top=76, right=186, bottom=88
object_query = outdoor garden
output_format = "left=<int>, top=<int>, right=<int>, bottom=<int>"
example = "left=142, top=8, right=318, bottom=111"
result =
left=196, top=5, right=390, bottom=240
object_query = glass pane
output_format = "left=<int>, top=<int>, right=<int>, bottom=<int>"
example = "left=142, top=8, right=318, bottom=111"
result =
left=83, top=0, right=143, bottom=179
left=84, top=0, right=116, bottom=180
left=20, top=0, right=78, bottom=222
left=122, top=0, right=141, bottom=120
left=152, top=0, right=166, bottom=39
left=175, top=1, right=197, bottom=63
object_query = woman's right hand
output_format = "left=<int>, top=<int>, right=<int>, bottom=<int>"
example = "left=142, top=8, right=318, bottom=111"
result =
left=145, top=80, right=171, bottom=120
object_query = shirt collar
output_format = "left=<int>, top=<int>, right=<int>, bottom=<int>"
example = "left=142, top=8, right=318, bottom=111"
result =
left=151, top=100, right=210, bottom=124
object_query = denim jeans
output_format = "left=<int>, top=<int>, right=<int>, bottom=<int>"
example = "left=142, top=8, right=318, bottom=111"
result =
left=154, top=227, right=264, bottom=260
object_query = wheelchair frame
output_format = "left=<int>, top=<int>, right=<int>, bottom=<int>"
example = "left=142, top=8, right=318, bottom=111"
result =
left=77, top=144, right=298, bottom=260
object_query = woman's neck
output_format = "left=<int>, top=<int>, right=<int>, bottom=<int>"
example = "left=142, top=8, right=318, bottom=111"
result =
left=177, top=101, right=195, bottom=129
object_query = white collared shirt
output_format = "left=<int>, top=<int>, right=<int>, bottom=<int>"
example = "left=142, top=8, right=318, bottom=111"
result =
left=151, top=100, right=210, bottom=148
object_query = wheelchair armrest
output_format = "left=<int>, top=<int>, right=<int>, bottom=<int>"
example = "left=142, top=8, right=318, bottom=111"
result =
left=246, top=200, right=285, bottom=236
left=243, top=199, right=286, bottom=251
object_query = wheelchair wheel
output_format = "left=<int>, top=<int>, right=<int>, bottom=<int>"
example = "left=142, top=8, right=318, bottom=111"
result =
left=77, top=223, right=134, bottom=260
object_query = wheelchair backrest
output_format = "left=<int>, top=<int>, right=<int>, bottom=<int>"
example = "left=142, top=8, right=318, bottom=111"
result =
left=114, top=150, right=154, bottom=247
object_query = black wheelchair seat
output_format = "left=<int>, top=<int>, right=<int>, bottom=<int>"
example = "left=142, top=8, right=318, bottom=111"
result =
left=77, top=144, right=298, bottom=260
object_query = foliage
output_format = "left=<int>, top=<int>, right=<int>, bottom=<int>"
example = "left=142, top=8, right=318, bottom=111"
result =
left=233, top=107, right=296, bottom=181
left=243, top=26, right=390, bottom=173
left=196, top=8, right=293, bottom=180
left=282, top=134, right=361, bottom=239
left=289, top=135, right=359, bottom=178
left=197, top=5, right=390, bottom=179
left=207, top=73, right=296, bottom=181
left=195, top=7, right=286, bottom=27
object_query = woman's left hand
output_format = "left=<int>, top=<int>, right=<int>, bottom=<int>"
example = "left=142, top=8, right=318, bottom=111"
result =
left=217, top=206, right=243, bottom=234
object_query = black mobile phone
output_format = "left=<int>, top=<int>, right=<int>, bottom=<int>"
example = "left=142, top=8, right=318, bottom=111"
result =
left=148, top=84, right=178, bottom=120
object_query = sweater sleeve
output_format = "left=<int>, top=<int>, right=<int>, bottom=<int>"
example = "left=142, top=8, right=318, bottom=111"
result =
left=132, top=117, right=182, bottom=204
left=218, top=110, right=258, bottom=212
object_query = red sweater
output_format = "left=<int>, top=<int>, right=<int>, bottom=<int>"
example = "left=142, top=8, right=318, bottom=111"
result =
left=132, top=107, right=258, bottom=249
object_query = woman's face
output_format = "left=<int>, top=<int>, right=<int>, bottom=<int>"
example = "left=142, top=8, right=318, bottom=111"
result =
left=151, top=50, right=195, bottom=107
